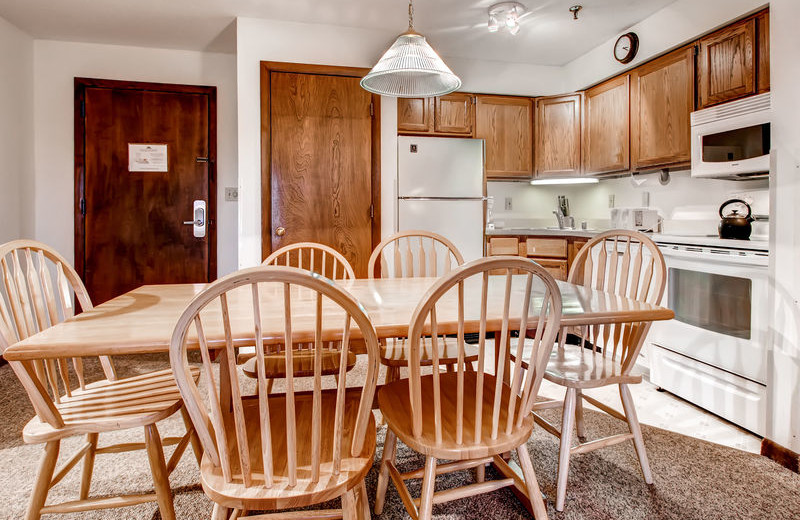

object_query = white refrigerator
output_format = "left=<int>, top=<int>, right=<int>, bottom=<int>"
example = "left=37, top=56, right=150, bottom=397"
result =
left=397, top=136, right=486, bottom=262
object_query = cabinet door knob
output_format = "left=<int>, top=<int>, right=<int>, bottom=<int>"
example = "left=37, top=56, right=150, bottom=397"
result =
left=275, top=227, right=286, bottom=237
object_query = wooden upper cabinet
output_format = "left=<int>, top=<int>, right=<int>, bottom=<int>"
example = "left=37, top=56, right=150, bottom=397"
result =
left=756, top=10, right=770, bottom=94
left=630, top=47, right=694, bottom=171
left=475, top=95, right=533, bottom=179
left=434, top=93, right=474, bottom=135
left=398, top=97, right=433, bottom=133
left=697, top=17, right=756, bottom=109
left=583, top=75, right=630, bottom=175
left=534, top=94, right=582, bottom=178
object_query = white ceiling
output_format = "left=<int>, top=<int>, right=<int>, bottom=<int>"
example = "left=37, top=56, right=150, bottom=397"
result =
left=0, top=0, right=678, bottom=66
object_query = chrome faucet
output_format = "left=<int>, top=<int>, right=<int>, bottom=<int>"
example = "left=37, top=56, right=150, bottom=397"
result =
left=553, top=210, right=575, bottom=230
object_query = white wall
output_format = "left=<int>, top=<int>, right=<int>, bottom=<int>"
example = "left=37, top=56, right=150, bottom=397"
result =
left=32, top=40, right=239, bottom=275
left=563, top=0, right=768, bottom=91
left=234, top=16, right=570, bottom=268
left=0, top=17, right=33, bottom=242
left=766, top=0, right=800, bottom=451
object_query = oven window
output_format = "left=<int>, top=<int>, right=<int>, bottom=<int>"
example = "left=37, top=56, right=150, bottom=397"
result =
left=701, top=123, right=770, bottom=163
left=669, top=268, right=751, bottom=339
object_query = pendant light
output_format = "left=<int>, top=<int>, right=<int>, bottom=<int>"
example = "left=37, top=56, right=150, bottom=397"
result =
left=361, top=0, right=461, bottom=98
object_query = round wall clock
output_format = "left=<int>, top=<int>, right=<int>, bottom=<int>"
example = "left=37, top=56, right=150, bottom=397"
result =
left=614, top=32, right=639, bottom=64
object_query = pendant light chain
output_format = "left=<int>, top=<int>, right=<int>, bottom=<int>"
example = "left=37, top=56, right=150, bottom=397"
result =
left=408, top=0, right=414, bottom=31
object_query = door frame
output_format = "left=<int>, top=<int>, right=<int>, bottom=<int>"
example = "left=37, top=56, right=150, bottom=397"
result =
left=74, top=77, right=218, bottom=283
left=259, top=61, right=381, bottom=261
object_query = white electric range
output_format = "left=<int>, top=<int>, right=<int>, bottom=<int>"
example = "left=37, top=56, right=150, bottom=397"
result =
left=647, top=232, right=769, bottom=436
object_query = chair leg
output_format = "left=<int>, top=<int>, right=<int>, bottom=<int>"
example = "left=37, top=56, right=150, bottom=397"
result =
left=374, top=428, right=397, bottom=514
left=418, top=456, right=437, bottom=520
left=341, top=487, right=357, bottom=520
left=475, top=461, right=485, bottom=483
left=355, top=480, right=371, bottom=519
left=575, top=389, right=586, bottom=441
left=180, top=406, right=203, bottom=466
left=80, top=433, right=98, bottom=499
left=620, top=384, right=653, bottom=484
left=144, top=423, right=177, bottom=520
left=555, top=387, right=577, bottom=512
left=25, top=440, right=60, bottom=520
left=516, top=445, right=549, bottom=520
left=211, top=503, right=231, bottom=520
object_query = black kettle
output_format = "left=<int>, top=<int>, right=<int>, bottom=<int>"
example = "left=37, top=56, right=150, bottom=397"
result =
left=718, top=199, right=754, bottom=240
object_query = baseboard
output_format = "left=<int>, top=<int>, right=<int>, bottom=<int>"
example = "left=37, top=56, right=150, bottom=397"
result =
left=761, top=438, right=800, bottom=473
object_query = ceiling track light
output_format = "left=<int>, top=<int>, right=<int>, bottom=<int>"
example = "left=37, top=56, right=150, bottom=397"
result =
left=487, top=2, right=526, bottom=36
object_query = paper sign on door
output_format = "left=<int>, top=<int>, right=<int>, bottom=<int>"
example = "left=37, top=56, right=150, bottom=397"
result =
left=128, top=144, right=168, bottom=172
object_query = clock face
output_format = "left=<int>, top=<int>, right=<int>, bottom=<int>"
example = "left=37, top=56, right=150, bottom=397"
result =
left=614, top=32, right=638, bottom=64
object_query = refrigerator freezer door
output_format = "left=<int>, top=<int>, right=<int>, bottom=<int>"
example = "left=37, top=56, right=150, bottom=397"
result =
left=398, top=136, right=484, bottom=198
left=398, top=199, right=485, bottom=262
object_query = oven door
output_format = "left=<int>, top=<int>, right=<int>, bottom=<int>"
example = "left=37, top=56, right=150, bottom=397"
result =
left=648, top=247, right=769, bottom=384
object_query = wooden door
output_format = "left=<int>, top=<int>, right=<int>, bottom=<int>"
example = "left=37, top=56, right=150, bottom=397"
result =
left=434, top=93, right=474, bottom=135
left=535, top=94, right=582, bottom=178
left=398, top=97, right=433, bottom=133
left=631, top=47, right=694, bottom=171
left=583, top=75, right=630, bottom=175
left=697, top=18, right=756, bottom=109
left=475, top=95, right=533, bottom=179
left=756, top=10, right=769, bottom=94
left=75, top=78, right=215, bottom=305
left=264, top=67, right=378, bottom=277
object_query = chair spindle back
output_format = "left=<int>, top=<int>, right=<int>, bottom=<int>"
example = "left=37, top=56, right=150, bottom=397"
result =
left=406, top=257, right=562, bottom=445
left=567, top=230, right=666, bottom=372
left=170, top=266, right=380, bottom=488
left=264, top=242, right=356, bottom=280
left=368, top=230, right=464, bottom=279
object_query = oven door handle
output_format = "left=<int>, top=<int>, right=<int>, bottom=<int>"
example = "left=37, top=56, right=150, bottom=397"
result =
left=659, top=247, right=768, bottom=266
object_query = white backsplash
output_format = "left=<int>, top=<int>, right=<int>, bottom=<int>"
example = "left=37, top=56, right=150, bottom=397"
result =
left=487, top=170, right=769, bottom=235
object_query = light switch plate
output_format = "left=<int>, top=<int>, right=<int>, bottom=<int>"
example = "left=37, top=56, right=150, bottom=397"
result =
left=608, top=194, right=615, bottom=208
left=504, top=197, right=512, bottom=210
left=225, top=187, right=239, bottom=202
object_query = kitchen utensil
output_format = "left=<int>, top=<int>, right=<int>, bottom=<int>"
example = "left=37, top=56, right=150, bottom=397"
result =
left=718, top=198, right=754, bottom=240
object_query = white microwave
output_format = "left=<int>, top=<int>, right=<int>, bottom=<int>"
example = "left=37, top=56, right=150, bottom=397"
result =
left=690, top=92, right=770, bottom=179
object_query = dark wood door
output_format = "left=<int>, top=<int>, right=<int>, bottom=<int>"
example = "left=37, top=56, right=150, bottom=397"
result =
left=697, top=18, right=756, bottom=109
left=76, top=79, right=216, bottom=304
left=266, top=70, right=375, bottom=277
left=535, top=94, right=582, bottom=178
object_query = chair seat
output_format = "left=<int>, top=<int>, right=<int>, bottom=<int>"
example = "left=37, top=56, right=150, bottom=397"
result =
left=544, top=344, right=642, bottom=389
left=200, top=389, right=375, bottom=510
left=241, top=349, right=357, bottom=379
left=378, top=371, right=534, bottom=460
left=380, top=338, right=480, bottom=367
left=23, top=367, right=201, bottom=444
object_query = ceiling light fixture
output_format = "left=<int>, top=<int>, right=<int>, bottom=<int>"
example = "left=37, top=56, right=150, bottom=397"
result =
left=360, top=0, right=461, bottom=98
left=569, top=5, right=583, bottom=20
left=530, top=177, right=599, bottom=186
left=487, top=2, right=526, bottom=36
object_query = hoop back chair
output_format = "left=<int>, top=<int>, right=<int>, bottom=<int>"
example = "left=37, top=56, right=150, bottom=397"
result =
left=368, top=230, right=478, bottom=383
left=534, top=230, right=667, bottom=511
left=170, top=266, right=380, bottom=519
left=239, top=243, right=359, bottom=384
left=375, top=257, right=563, bottom=520
left=0, top=240, right=199, bottom=520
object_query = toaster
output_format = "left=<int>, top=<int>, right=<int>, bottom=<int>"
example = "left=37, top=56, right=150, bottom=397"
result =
left=610, top=207, right=661, bottom=232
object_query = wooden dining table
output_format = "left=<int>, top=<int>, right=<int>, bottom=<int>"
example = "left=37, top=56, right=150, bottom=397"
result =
left=3, top=275, right=674, bottom=361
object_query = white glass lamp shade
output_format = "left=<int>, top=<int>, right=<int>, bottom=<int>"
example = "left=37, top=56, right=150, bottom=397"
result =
left=360, top=32, right=462, bottom=98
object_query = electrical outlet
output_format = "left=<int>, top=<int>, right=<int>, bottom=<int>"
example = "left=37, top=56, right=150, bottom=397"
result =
left=608, top=194, right=615, bottom=208
left=642, top=191, right=650, bottom=207
left=225, top=187, right=239, bottom=202
left=504, top=197, right=513, bottom=211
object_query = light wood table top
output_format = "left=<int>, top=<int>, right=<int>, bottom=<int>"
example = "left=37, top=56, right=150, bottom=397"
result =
left=4, top=276, right=673, bottom=361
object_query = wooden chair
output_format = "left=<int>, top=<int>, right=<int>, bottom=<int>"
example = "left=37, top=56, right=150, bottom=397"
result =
left=0, top=239, right=201, bottom=520
left=368, top=230, right=479, bottom=384
left=238, top=242, right=358, bottom=385
left=533, top=230, right=667, bottom=511
left=375, top=256, right=563, bottom=520
left=169, top=265, right=380, bottom=519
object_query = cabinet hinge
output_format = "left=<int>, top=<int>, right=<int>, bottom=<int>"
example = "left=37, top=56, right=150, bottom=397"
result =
left=80, top=100, right=85, bottom=118
left=80, top=198, right=86, bottom=216
left=370, top=102, right=374, bottom=118
left=369, top=204, right=374, bottom=219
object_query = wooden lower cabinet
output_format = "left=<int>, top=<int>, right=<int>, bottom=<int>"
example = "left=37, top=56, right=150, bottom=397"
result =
left=487, top=235, right=586, bottom=282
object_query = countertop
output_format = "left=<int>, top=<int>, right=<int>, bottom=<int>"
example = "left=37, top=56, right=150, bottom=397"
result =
left=486, top=228, right=600, bottom=238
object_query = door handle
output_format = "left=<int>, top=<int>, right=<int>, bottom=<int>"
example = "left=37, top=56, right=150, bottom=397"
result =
left=275, top=227, right=286, bottom=237
left=183, top=200, right=206, bottom=238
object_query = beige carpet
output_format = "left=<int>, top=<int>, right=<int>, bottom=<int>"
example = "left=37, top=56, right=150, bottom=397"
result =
left=1, top=354, right=799, bottom=519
